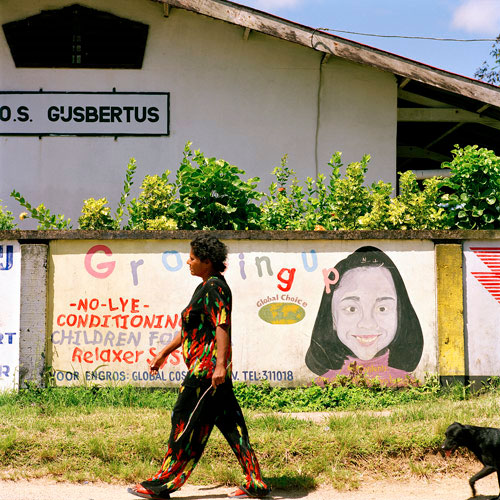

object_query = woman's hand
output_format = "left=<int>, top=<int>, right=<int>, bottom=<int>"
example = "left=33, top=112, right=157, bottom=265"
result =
left=149, top=353, right=166, bottom=375
left=212, top=364, right=226, bottom=388
left=149, top=332, right=182, bottom=375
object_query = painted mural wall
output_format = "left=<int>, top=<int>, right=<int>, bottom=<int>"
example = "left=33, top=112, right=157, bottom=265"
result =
left=0, top=241, right=21, bottom=391
left=464, top=241, right=500, bottom=376
left=49, top=239, right=437, bottom=387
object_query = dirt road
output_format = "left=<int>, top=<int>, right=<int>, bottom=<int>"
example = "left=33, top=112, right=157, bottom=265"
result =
left=0, top=476, right=497, bottom=500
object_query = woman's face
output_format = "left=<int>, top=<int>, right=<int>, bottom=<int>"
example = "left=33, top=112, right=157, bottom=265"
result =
left=331, top=266, right=398, bottom=360
left=186, top=248, right=212, bottom=279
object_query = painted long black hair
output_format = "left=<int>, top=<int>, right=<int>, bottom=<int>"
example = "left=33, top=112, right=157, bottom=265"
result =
left=305, top=246, right=423, bottom=375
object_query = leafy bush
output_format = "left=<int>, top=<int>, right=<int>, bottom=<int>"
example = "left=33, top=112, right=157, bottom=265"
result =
left=78, top=197, right=117, bottom=230
left=127, top=173, right=178, bottom=230
left=260, top=152, right=391, bottom=230
left=359, top=171, right=451, bottom=230
left=10, top=191, right=72, bottom=229
left=175, top=142, right=262, bottom=230
left=441, top=145, right=500, bottom=229
left=0, top=201, right=16, bottom=230
left=79, top=158, right=137, bottom=230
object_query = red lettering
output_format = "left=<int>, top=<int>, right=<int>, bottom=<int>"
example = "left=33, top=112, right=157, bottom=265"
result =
left=131, top=298, right=140, bottom=313
left=112, top=350, right=123, bottom=362
left=72, top=347, right=83, bottom=362
left=83, top=351, right=92, bottom=363
left=119, top=297, right=128, bottom=312
left=108, top=298, right=119, bottom=311
left=277, top=268, right=296, bottom=292
left=170, top=349, right=181, bottom=366
left=144, top=316, right=155, bottom=328
left=57, top=314, right=66, bottom=326
left=135, top=350, right=144, bottom=362
left=165, top=314, right=179, bottom=329
left=77, top=315, right=88, bottom=328
left=89, top=315, right=100, bottom=328
left=77, top=299, right=88, bottom=312
left=100, top=349, right=111, bottom=363
left=123, top=351, right=133, bottom=364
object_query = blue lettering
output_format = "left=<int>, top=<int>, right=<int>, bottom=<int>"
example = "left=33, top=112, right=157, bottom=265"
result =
left=0, top=245, right=13, bottom=271
left=162, top=251, right=182, bottom=272
left=302, top=249, right=318, bottom=272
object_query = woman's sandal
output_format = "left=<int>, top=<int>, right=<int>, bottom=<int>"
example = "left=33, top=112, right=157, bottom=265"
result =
left=127, top=484, right=170, bottom=499
left=228, top=486, right=271, bottom=498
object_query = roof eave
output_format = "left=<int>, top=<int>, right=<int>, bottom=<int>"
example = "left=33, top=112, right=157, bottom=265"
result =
left=153, top=0, right=500, bottom=107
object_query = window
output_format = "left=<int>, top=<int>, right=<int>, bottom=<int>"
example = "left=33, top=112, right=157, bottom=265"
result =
left=3, top=4, right=149, bottom=68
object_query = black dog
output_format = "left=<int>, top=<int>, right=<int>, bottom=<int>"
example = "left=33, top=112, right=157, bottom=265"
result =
left=443, top=422, right=500, bottom=499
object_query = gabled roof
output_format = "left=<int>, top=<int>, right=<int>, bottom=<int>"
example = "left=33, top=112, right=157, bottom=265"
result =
left=154, top=0, right=500, bottom=174
left=155, top=0, right=500, bottom=107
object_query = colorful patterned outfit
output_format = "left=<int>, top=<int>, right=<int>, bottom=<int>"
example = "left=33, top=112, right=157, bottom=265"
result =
left=141, top=274, right=268, bottom=497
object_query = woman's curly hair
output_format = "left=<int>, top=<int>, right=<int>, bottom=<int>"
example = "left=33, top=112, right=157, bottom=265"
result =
left=190, top=234, right=228, bottom=272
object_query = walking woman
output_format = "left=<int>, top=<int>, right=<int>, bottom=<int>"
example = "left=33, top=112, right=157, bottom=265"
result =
left=128, top=234, right=269, bottom=500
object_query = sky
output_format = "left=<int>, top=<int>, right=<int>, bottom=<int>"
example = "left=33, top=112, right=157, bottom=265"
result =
left=234, top=0, right=500, bottom=80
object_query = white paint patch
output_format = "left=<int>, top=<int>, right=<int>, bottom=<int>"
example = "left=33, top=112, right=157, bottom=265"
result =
left=0, top=241, right=21, bottom=391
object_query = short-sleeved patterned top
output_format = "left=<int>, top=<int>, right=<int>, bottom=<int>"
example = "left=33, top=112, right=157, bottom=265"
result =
left=181, top=274, right=232, bottom=386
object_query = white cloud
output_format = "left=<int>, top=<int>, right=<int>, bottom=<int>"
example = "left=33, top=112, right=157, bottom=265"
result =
left=452, top=0, right=500, bottom=36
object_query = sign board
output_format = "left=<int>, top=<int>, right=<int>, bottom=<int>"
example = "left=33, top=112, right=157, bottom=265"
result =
left=0, top=241, right=21, bottom=391
left=0, top=92, right=169, bottom=136
left=464, top=242, right=500, bottom=376
left=49, top=239, right=437, bottom=387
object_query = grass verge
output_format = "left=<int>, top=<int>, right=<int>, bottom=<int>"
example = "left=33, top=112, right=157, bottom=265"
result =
left=0, top=379, right=499, bottom=490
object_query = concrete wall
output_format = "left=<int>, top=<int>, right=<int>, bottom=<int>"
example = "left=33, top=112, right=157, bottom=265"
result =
left=1, top=0, right=397, bottom=227
left=5, top=230, right=497, bottom=389
left=46, top=238, right=436, bottom=387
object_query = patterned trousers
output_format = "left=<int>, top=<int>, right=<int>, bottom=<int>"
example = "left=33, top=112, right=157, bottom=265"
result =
left=141, top=379, right=268, bottom=496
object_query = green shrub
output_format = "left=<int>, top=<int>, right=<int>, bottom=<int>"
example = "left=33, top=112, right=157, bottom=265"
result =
left=441, top=145, right=500, bottom=229
left=359, top=171, right=451, bottom=230
left=127, top=173, right=178, bottom=230
left=78, top=158, right=137, bottom=230
left=10, top=191, right=71, bottom=229
left=0, top=201, right=16, bottom=230
left=259, top=152, right=392, bottom=230
left=175, top=142, right=262, bottom=230
left=79, top=198, right=117, bottom=230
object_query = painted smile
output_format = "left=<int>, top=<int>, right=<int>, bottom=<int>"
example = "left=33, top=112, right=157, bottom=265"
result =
left=353, top=334, right=381, bottom=345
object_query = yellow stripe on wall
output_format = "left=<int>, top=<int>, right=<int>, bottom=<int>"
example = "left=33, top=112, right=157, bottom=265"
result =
left=436, top=244, right=465, bottom=376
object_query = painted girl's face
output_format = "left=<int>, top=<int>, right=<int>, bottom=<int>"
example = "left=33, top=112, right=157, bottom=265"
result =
left=331, top=266, right=398, bottom=360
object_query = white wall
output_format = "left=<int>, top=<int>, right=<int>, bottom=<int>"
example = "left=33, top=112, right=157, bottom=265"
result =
left=0, top=0, right=397, bottom=227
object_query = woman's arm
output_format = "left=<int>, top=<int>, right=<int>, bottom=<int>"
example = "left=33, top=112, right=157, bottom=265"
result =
left=212, top=324, right=230, bottom=388
left=149, top=331, right=182, bottom=375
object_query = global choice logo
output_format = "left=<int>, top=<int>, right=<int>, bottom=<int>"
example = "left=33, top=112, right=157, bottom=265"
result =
left=256, top=294, right=306, bottom=324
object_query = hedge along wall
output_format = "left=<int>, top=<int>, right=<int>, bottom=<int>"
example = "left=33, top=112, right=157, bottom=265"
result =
left=0, top=229, right=497, bottom=389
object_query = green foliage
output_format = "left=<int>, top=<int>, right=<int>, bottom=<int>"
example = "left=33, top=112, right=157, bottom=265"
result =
left=10, top=191, right=72, bottom=229
left=260, top=152, right=388, bottom=230
left=328, top=153, right=373, bottom=229
left=0, top=201, right=16, bottom=230
left=79, top=158, right=138, bottom=230
left=441, top=145, right=500, bottom=229
left=175, top=142, right=262, bottom=230
left=359, top=171, right=451, bottom=230
left=78, top=198, right=117, bottom=230
left=126, top=173, right=178, bottom=230
left=115, top=158, right=137, bottom=227
left=475, top=37, right=500, bottom=85
left=259, top=155, right=308, bottom=230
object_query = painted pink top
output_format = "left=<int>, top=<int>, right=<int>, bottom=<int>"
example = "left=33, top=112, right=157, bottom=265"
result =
left=315, top=351, right=410, bottom=386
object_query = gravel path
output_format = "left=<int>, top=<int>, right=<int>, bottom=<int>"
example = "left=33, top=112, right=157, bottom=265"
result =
left=0, top=476, right=497, bottom=500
